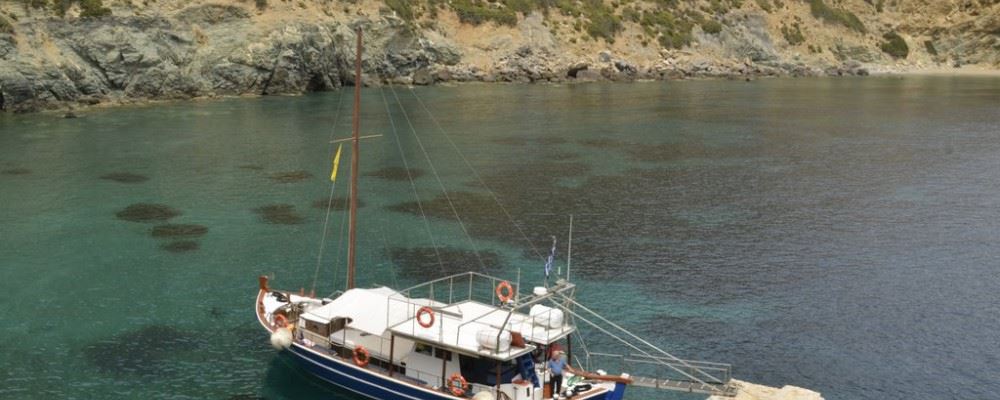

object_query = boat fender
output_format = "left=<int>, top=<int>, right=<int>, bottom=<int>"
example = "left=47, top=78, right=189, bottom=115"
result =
left=472, top=391, right=495, bottom=400
left=496, top=281, right=514, bottom=303
left=353, top=345, right=370, bottom=367
left=274, top=314, right=289, bottom=329
left=417, top=306, right=435, bottom=328
left=269, top=327, right=293, bottom=350
left=448, top=373, right=468, bottom=397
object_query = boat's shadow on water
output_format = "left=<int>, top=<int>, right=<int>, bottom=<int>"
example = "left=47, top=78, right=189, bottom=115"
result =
left=259, top=352, right=367, bottom=400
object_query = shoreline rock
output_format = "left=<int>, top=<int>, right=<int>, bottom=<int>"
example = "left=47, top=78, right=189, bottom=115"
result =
left=0, top=1, right=994, bottom=114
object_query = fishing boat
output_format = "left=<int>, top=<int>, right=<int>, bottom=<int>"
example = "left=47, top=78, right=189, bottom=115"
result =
left=254, top=28, right=737, bottom=400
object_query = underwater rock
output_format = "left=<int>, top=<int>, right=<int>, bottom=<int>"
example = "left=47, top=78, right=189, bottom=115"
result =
left=312, top=197, right=364, bottom=211
left=1, top=168, right=31, bottom=175
left=491, top=136, right=532, bottom=146
left=390, top=247, right=503, bottom=278
left=254, top=204, right=304, bottom=225
left=82, top=325, right=199, bottom=376
left=366, top=167, right=425, bottom=181
left=269, top=170, right=312, bottom=183
left=161, top=240, right=199, bottom=252
left=577, top=138, right=629, bottom=148
left=151, top=224, right=208, bottom=238
left=100, top=172, right=149, bottom=183
left=116, top=203, right=181, bottom=223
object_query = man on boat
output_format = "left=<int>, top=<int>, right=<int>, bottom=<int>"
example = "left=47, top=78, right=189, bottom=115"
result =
left=548, top=349, right=567, bottom=397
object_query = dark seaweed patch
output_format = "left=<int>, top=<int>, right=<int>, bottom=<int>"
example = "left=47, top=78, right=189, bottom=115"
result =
left=491, top=136, right=568, bottom=146
left=151, top=224, right=208, bottom=238
left=577, top=138, right=629, bottom=148
left=312, top=197, right=364, bottom=211
left=116, top=203, right=181, bottom=223
left=390, top=247, right=503, bottom=278
left=82, top=325, right=199, bottom=376
left=269, top=170, right=312, bottom=183
left=549, top=151, right=580, bottom=161
left=491, top=136, right=531, bottom=146
left=535, top=137, right=568, bottom=145
left=1, top=168, right=31, bottom=175
left=161, top=240, right=199, bottom=252
left=254, top=204, right=304, bottom=225
left=100, top=172, right=149, bottom=183
left=366, top=167, right=425, bottom=181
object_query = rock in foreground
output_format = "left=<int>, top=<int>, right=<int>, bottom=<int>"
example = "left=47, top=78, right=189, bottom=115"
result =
left=709, top=380, right=823, bottom=400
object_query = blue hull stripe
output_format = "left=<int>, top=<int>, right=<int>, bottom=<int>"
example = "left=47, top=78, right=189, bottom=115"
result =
left=285, top=344, right=623, bottom=400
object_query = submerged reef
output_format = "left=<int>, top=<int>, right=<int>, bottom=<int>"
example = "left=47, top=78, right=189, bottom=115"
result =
left=366, top=167, right=425, bottom=181
left=100, top=172, right=149, bottom=183
left=151, top=224, right=208, bottom=238
left=269, top=171, right=312, bottom=183
left=161, top=240, right=200, bottom=252
left=116, top=203, right=181, bottom=223
left=254, top=204, right=304, bottom=225
left=82, top=325, right=199, bottom=376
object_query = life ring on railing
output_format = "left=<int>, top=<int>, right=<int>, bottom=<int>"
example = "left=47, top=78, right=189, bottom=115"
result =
left=416, top=306, right=435, bottom=328
left=274, top=314, right=289, bottom=329
left=496, top=281, right=514, bottom=303
left=353, top=345, right=370, bottom=367
left=448, top=373, right=467, bottom=397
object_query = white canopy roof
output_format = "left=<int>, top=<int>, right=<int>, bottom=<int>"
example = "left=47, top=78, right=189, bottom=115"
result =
left=302, top=287, right=442, bottom=336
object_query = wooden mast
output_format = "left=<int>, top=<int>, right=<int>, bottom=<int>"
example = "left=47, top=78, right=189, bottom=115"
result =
left=347, top=26, right=361, bottom=290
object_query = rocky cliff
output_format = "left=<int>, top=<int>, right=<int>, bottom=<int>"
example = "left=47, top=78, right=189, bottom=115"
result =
left=0, top=0, right=997, bottom=113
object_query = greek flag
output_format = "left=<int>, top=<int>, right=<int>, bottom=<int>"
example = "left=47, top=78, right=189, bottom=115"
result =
left=544, top=236, right=557, bottom=278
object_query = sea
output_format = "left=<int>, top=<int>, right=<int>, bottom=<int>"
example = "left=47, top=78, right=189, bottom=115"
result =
left=1, top=76, right=998, bottom=400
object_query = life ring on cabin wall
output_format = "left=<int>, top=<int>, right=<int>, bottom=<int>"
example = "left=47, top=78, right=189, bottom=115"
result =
left=448, top=373, right=467, bottom=397
left=353, top=345, right=370, bottom=367
left=496, top=281, right=514, bottom=303
left=417, top=306, right=435, bottom=328
left=274, top=314, right=289, bottom=329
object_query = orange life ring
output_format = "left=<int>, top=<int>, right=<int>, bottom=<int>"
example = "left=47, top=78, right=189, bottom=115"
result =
left=496, top=281, right=514, bottom=303
left=274, top=314, right=289, bottom=328
left=353, top=345, right=370, bottom=367
left=448, top=373, right=467, bottom=397
left=417, top=306, right=435, bottom=328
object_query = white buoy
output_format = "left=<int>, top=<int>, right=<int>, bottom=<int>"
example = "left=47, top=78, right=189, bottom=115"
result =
left=270, top=327, right=293, bottom=350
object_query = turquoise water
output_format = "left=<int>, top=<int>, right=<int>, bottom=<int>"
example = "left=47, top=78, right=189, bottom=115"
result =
left=1, top=77, right=999, bottom=399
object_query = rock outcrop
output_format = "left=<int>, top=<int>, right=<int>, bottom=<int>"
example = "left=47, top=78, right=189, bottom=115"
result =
left=0, top=0, right=996, bottom=113
left=709, top=380, right=824, bottom=400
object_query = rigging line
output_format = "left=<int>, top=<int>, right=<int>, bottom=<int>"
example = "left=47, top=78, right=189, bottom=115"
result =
left=406, top=87, right=546, bottom=262
left=388, top=84, right=487, bottom=270
left=378, top=86, right=447, bottom=277
left=377, top=222, right=400, bottom=290
left=311, top=91, right=347, bottom=294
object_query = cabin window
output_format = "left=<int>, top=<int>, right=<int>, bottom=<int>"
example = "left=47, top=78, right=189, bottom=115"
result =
left=415, top=343, right=433, bottom=356
left=304, top=319, right=330, bottom=336
left=434, top=348, right=452, bottom=361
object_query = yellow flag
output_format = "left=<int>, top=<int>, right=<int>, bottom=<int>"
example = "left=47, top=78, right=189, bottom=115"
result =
left=330, top=144, right=343, bottom=182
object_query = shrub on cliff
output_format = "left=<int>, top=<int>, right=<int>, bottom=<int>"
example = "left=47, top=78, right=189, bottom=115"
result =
left=701, top=20, right=723, bottom=34
left=809, top=0, right=866, bottom=33
left=880, top=31, right=909, bottom=58
left=781, top=22, right=805, bottom=45
left=79, top=0, right=111, bottom=17
left=0, top=15, right=13, bottom=35
left=451, top=0, right=518, bottom=26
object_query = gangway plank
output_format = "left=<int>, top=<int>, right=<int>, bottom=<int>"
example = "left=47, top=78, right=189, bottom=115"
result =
left=629, top=376, right=737, bottom=396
